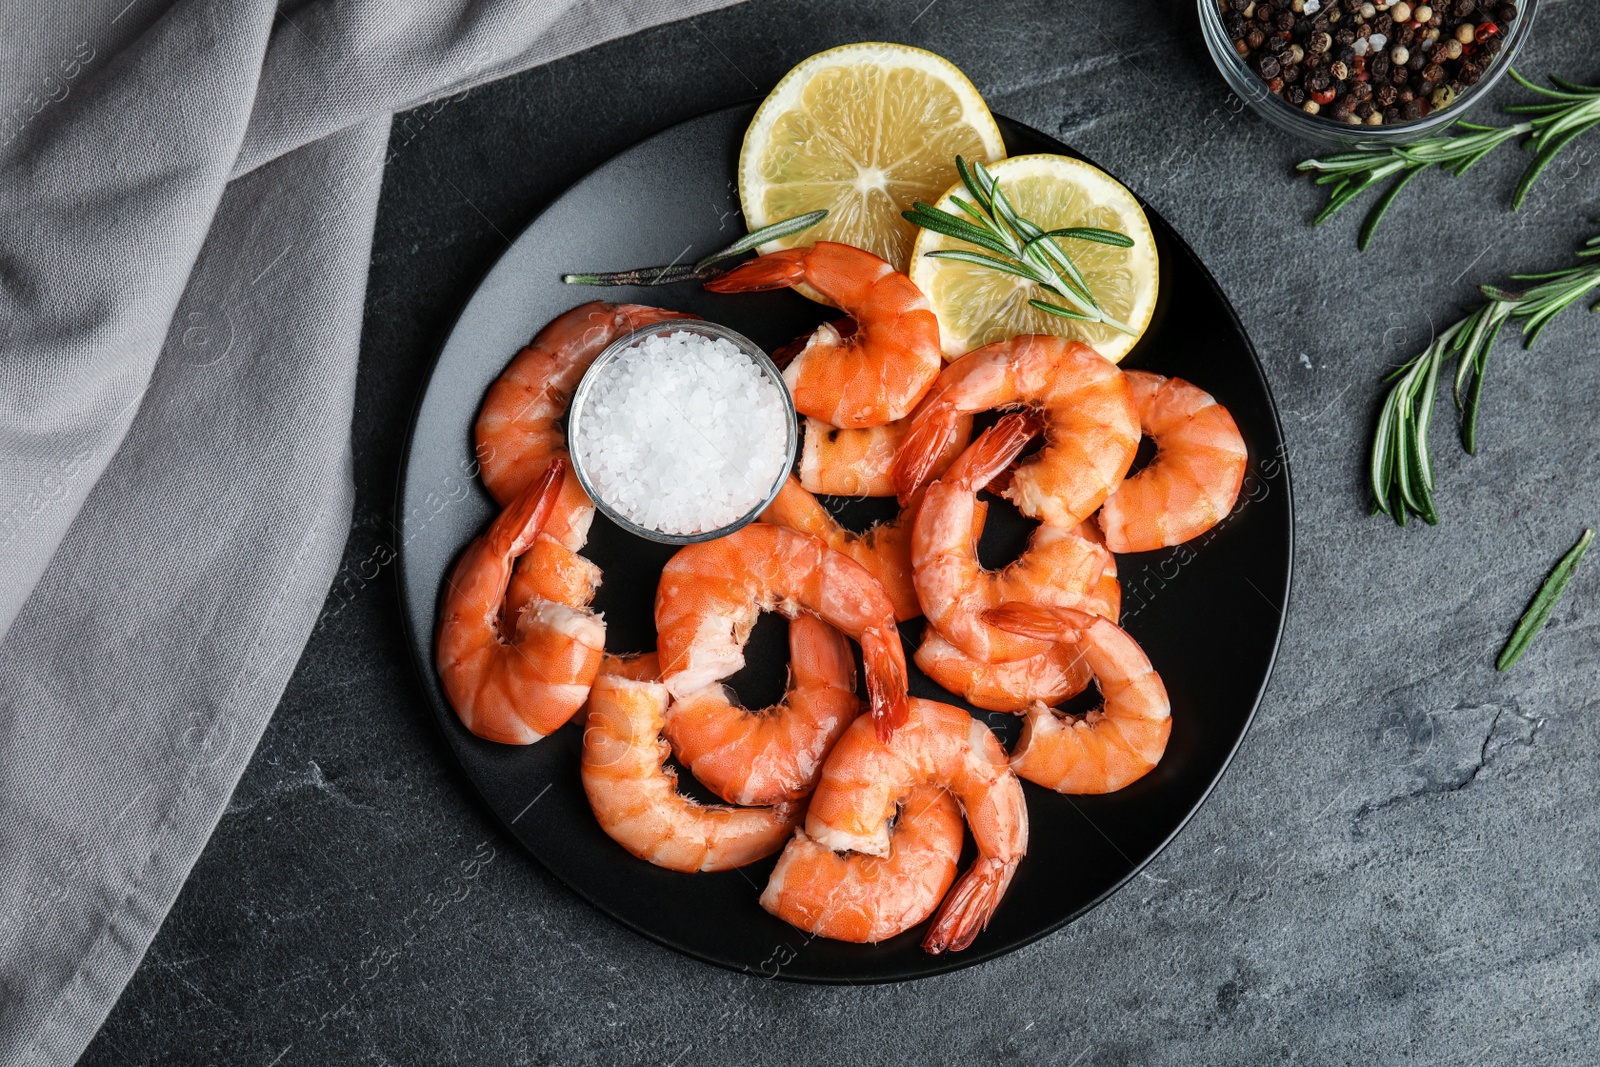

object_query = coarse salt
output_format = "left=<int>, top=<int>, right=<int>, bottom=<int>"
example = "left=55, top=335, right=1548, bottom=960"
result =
left=573, top=330, right=791, bottom=536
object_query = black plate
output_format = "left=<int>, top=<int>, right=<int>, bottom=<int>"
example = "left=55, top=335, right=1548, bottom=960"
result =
left=397, top=103, right=1292, bottom=982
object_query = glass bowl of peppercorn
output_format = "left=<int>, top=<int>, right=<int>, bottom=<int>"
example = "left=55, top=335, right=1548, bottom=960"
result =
left=1200, top=0, right=1536, bottom=145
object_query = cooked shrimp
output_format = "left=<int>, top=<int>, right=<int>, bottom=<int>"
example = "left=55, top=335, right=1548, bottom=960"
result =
left=893, top=336, right=1139, bottom=529
left=798, top=414, right=973, bottom=497
left=761, top=475, right=985, bottom=623
left=759, top=476, right=919, bottom=622
left=764, top=418, right=1010, bottom=623
left=503, top=537, right=600, bottom=623
left=913, top=416, right=1120, bottom=663
left=475, top=301, right=696, bottom=545
left=704, top=243, right=941, bottom=428
left=760, top=785, right=962, bottom=944
left=581, top=673, right=802, bottom=871
left=663, top=614, right=860, bottom=806
left=1098, top=371, right=1247, bottom=553
left=806, top=697, right=1027, bottom=954
left=914, top=526, right=1119, bottom=710
left=598, top=651, right=660, bottom=681
left=436, top=460, right=606, bottom=744
left=915, top=632, right=1089, bottom=713
left=655, top=523, right=909, bottom=738
left=986, top=604, right=1171, bottom=794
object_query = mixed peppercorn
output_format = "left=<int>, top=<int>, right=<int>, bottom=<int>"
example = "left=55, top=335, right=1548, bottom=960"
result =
left=1221, top=0, right=1518, bottom=125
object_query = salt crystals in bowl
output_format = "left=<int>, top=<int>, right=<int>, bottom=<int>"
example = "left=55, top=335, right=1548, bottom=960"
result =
left=568, top=321, right=798, bottom=543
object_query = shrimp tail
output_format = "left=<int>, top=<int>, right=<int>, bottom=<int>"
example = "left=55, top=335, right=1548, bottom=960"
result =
left=492, top=457, right=567, bottom=556
left=950, top=413, right=1038, bottom=491
left=984, top=603, right=1093, bottom=644
left=861, top=625, right=910, bottom=741
left=922, top=856, right=1020, bottom=953
left=891, top=397, right=959, bottom=505
left=703, top=249, right=809, bottom=293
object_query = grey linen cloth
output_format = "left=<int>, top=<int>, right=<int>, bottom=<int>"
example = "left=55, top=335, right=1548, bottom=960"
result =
left=0, top=1, right=736, bottom=1062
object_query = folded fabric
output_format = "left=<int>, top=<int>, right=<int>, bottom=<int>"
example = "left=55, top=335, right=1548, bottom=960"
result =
left=0, top=2, right=736, bottom=1062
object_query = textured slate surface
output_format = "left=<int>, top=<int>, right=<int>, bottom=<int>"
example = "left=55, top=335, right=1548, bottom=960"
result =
left=84, top=1, right=1600, bottom=1063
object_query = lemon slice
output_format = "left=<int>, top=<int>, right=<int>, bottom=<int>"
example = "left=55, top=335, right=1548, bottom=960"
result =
left=909, top=154, right=1158, bottom=362
left=738, top=42, right=1005, bottom=291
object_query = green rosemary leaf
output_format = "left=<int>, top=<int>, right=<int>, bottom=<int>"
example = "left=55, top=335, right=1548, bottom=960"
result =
left=1459, top=312, right=1505, bottom=452
left=955, top=156, right=992, bottom=213
left=1460, top=343, right=1490, bottom=454
left=1027, top=298, right=1093, bottom=322
left=1450, top=313, right=1482, bottom=406
left=902, top=205, right=1015, bottom=257
left=1359, top=164, right=1427, bottom=250
left=1312, top=171, right=1357, bottom=187
left=1512, top=69, right=1589, bottom=101
left=949, top=195, right=996, bottom=226
left=1037, top=226, right=1135, bottom=248
left=1412, top=341, right=1443, bottom=493
left=1370, top=390, right=1400, bottom=512
left=923, top=248, right=1053, bottom=284
left=1313, top=179, right=1371, bottom=225
left=1507, top=67, right=1553, bottom=96
left=1507, top=267, right=1580, bottom=281
left=1501, top=102, right=1573, bottom=116
left=1497, top=529, right=1594, bottom=670
left=1513, top=117, right=1600, bottom=209
left=692, top=209, right=828, bottom=269
left=1547, top=73, right=1600, bottom=95
left=985, top=178, right=1032, bottom=242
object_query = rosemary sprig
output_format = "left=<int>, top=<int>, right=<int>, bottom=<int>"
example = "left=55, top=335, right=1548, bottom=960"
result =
left=1297, top=71, right=1600, bottom=250
left=562, top=210, right=827, bottom=286
left=901, top=157, right=1137, bottom=335
left=1497, top=528, right=1593, bottom=671
left=1371, top=227, right=1600, bottom=525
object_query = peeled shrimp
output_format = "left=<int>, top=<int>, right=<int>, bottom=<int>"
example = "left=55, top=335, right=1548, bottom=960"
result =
left=798, top=414, right=973, bottom=497
left=913, top=416, right=1120, bottom=663
left=759, top=476, right=921, bottom=623
left=598, top=651, right=660, bottom=682
left=987, top=604, right=1171, bottom=794
left=1098, top=371, right=1247, bottom=553
left=763, top=418, right=1009, bottom=624
left=436, top=460, right=605, bottom=744
left=504, top=537, right=600, bottom=623
left=663, top=614, right=860, bottom=806
left=704, top=243, right=941, bottom=428
left=761, top=785, right=963, bottom=944
left=760, top=474, right=990, bottom=623
left=475, top=301, right=695, bottom=545
left=915, top=633, right=1090, bottom=713
left=914, top=529, right=1119, bottom=710
left=581, top=673, right=802, bottom=872
left=655, top=523, right=909, bottom=739
left=894, top=336, right=1139, bottom=529
left=806, top=698, right=1028, bottom=954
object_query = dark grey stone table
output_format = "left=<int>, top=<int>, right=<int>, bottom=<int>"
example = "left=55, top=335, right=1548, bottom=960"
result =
left=83, top=1, right=1600, bottom=1063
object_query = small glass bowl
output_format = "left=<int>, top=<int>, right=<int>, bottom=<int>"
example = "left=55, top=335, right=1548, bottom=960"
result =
left=1198, top=0, right=1538, bottom=147
left=566, top=319, right=798, bottom=546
